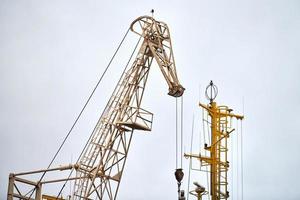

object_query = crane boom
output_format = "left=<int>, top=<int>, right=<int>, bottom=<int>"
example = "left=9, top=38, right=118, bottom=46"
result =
left=73, top=16, right=184, bottom=199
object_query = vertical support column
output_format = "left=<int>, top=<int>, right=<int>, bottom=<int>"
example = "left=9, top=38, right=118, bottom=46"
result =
left=7, top=173, right=15, bottom=200
left=210, top=102, right=217, bottom=200
left=35, top=182, right=42, bottom=200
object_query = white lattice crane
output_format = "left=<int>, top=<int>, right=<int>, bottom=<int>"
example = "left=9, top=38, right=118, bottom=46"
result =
left=72, top=15, right=184, bottom=200
left=7, top=15, right=184, bottom=200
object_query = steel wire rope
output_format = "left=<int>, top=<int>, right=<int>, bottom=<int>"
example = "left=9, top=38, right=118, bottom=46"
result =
left=176, top=98, right=178, bottom=169
left=180, top=95, right=184, bottom=168
left=55, top=34, right=143, bottom=198
left=175, top=95, right=184, bottom=169
left=27, top=27, right=131, bottom=199
left=175, top=95, right=184, bottom=200
left=175, top=95, right=184, bottom=199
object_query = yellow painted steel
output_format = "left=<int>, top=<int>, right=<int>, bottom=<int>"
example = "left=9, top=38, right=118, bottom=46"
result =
left=185, top=100, right=243, bottom=200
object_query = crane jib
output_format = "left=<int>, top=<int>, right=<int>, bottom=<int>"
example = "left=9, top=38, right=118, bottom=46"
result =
left=72, top=16, right=185, bottom=199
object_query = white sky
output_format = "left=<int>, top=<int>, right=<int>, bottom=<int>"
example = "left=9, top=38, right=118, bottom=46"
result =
left=1, top=0, right=300, bottom=199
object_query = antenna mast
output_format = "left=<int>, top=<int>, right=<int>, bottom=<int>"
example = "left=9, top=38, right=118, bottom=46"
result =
left=185, top=81, right=243, bottom=200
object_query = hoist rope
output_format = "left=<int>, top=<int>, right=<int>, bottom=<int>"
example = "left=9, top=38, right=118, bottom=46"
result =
left=180, top=96, right=184, bottom=168
left=174, top=95, right=184, bottom=200
left=176, top=98, right=178, bottom=169
left=175, top=96, right=184, bottom=169
left=186, top=115, right=195, bottom=200
left=55, top=33, right=143, bottom=198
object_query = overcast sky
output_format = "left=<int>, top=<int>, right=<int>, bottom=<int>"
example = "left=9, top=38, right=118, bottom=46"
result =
left=1, top=0, right=300, bottom=199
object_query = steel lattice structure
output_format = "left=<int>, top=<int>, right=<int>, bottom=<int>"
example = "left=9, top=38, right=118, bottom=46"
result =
left=7, top=15, right=184, bottom=200
left=73, top=15, right=184, bottom=200
left=185, top=82, right=243, bottom=200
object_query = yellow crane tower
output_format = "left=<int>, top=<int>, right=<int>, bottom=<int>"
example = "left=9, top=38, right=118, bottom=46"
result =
left=7, top=14, right=184, bottom=200
left=185, top=81, right=244, bottom=200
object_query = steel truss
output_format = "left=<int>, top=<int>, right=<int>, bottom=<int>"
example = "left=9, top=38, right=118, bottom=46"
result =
left=7, top=15, right=184, bottom=200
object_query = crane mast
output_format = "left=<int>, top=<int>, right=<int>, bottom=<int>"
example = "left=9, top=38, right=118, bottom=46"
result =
left=73, top=16, right=184, bottom=199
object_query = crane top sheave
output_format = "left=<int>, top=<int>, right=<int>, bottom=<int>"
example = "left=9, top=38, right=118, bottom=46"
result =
left=130, top=16, right=185, bottom=97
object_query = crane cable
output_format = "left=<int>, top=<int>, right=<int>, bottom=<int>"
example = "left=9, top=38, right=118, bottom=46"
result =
left=175, top=95, right=184, bottom=198
left=28, top=27, right=131, bottom=199
left=55, top=33, right=143, bottom=198
left=175, top=96, right=184, bottom=168
left=181, top=95, right=184, bottom=168
left=176, top=98, right=178, bottom=169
